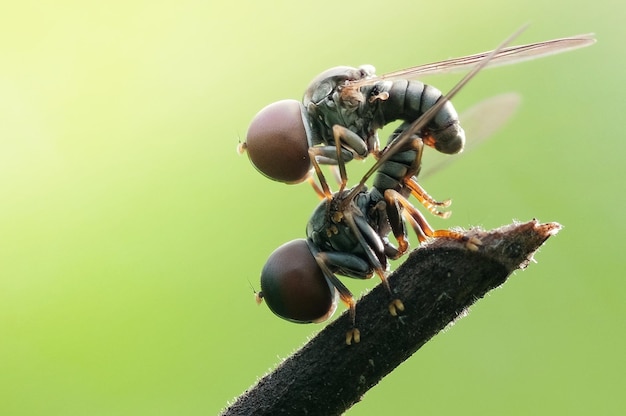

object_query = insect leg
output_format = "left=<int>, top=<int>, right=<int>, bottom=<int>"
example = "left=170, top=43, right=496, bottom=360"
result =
left=370, top=200, right=405, bottom=260
left=383, top=194, right=412, bottom=256
left=330, top=124, right=370, bottom=160
left=384, top=189, right=481, bottom=250
left=313, top=254, right=360, bottom=344
left=308, top=123, right=369, bottom=197
left=404, top=177, right=452, bottom=218
left=344, top=212, right=405, bottom=317
left=308, top=148, right=334, bottom=199
left=306, top=176, right=327, bottom=200
left=375, top=135, right=452, bottom=217
left=307, top=143, right=355, bottom=199
left=332, top=125, right=349, bottom=192
left=401, top=137, right=453, bottom=217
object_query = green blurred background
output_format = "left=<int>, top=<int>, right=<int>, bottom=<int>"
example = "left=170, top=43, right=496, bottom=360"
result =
left=0, top=0, right=623, bottom=415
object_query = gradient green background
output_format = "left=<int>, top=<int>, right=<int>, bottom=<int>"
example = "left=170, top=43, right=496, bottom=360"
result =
left=1, top=1, right=622, bottom=415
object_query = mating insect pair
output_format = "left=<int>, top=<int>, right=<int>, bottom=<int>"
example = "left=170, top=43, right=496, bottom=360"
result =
left=241, top=29, right=595, bottom=344
left=257, top=130, right=480, bottom=345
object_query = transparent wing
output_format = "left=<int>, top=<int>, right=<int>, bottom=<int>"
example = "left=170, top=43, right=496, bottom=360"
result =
left=353, top=29, right=595, bottom=190
left=420, top=93, right=522, bottom=179
left=350, top=33, right=595, bottom=88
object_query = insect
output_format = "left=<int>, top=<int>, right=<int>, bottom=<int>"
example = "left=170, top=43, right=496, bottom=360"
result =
left=257, top=136, right=480, bottom=345
left=255, top=29, right=529, bottom=344
left=240, top=33, right=595, bottom=185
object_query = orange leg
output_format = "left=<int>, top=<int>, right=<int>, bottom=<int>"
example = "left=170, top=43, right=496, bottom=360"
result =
left=307, top=124, right=356, bottom=199
left=306, top=176, right=327, bottom=200
left=331, top=125, right=349, bottom=192
left=379, top=133, right=453, bottom=218
left=384, top=189, right=481, bottom=250
left=308, top=148, right=333, bottom=199
left=403, top=135, right=453, bottom=217
left=404, top=177, right=452, bottom=218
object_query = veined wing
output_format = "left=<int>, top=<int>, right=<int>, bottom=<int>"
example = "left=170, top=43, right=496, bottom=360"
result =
left=350, top=33, right=595, bottom=88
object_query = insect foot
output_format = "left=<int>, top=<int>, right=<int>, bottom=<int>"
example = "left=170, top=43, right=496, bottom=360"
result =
left=388, top=299, right=405, bottom=316
left=346, top=328, right=361, bottom=345
left=464, top=236, right=482, bottom=251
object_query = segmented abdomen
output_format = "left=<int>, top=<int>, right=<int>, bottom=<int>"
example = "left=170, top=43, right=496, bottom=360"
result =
left=378, top=80, right=464, bottom=155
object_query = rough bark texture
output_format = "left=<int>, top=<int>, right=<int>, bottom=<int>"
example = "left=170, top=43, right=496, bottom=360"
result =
left=222, top=220, right=561, bottom=416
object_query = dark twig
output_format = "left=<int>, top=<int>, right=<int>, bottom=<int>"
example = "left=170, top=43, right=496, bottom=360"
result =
left=222, top=220, right=561, bottom=415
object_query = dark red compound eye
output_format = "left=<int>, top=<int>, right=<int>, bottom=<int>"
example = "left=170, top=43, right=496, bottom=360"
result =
left=244, top=100, right=312, bottom=184
left=259, top=239, right=337, bottom=323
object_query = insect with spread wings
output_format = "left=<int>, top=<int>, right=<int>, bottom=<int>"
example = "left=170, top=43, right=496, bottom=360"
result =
left=240, top=34, right=595, bottom=186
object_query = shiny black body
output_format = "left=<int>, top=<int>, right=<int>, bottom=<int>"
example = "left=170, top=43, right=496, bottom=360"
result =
left=303, top=66, right=464, bottom=163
